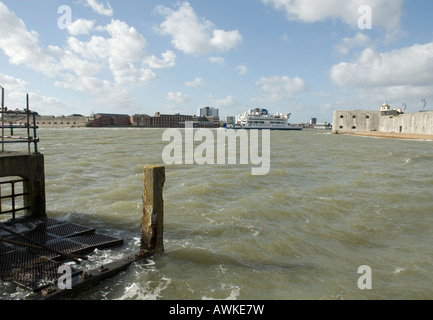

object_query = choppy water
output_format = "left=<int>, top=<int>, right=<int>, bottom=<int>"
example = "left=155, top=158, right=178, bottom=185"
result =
left=2, top=128, right=433, bottom=300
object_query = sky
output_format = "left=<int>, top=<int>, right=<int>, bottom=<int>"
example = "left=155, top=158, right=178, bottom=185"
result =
left=1, top=0, right=433, bottom=123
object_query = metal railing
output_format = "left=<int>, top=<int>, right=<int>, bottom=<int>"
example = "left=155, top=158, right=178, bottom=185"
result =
left=1, top=87, right=39, bottom=154
left=0, top=178, right=29, bottom=220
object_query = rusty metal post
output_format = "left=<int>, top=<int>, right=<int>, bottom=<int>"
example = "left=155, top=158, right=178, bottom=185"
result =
left=141, top=165, right=165, bottom=254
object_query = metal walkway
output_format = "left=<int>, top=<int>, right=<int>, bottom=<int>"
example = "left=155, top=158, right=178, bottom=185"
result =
left=0, top=218, right=123, bottom=293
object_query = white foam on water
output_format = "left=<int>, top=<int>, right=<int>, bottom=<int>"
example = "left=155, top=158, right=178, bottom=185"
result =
left=117, top=277, right=172, bottom=300
left=393, top=267, right=405, bottom=274
left=202, top=284, right=241, bottom=300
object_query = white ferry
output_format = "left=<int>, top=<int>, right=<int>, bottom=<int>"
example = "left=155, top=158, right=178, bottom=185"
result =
left=231, top=108, right=303, bottom=130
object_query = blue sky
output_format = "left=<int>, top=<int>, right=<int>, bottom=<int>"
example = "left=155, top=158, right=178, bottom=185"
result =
left=1, top=0, right=433, bottom=123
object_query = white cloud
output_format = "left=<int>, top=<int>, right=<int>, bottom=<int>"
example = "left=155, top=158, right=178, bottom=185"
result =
left=0, top=2, right=60, bottom=77
left=353, top=86, right=433, bottom=110
left=0, top=73, right=30, bottom=93
left=0, top=73, right=31, bottom=110
left=236, top=65, right=248, bottom=75
left=185, top=77, right=205, bottom=87
left=109, top=61, right=157, bottom=87
left=0, top=73, right=72, bottom=115
left=210, top=95, right=241, bottom=109
left=253, top=75, right=308, bottom=103
left=0, top=3, right=102, bottom=80
left=29, top=94, right=75, bottom=116
left=155, top=2, right=242, bottom=55
left=0, top=1, right=178, bottom=115
left=166, top=91, right=191, bottom=104
left=312, top=91, right=332, bottom=99
left=67, top=19, right=175, bottom=86
left=330, top=42, right=433, bottom=109
left=262, top=0, right=404, bottom=39
left=330, top=42, right=433, bottom=88
left=67, top=19, right=95, bottom=36
left=335, top=32, right=371, bottom=55
left=143, top=50, right=176, bottom=69
left=84, top=0, right=113, bottom=17
left=98, top=20, right=148, bottom=62
left=48, top=45, right=100, bottom=77
left=208, top=56, right=226, bottom=66
left=55, top=74, right=135, bottom=111
left=210, top=29, right=242, bottom=52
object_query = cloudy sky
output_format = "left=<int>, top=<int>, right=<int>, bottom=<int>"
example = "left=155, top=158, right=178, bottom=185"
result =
left=1, top=0, right=432, bottom=123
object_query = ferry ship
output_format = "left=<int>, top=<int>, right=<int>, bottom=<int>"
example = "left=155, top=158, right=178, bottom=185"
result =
left=230, top=108, right=303, bottom=130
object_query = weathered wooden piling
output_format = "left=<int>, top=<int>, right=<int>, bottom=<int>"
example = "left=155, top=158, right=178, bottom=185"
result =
left=141, top=165, right=165, bottom=254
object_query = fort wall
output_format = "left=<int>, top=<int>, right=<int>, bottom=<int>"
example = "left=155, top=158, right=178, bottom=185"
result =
left=379, top=111, right=433, bottom=135
left=333, top=110, right=433, bottom=136
left=332, top=110, right=381, bottom=134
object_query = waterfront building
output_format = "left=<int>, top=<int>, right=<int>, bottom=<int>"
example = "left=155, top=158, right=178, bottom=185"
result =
left=132, top=113, right=193, bottom=128
left=380, top=102, right=391, bottom=112
left=197, top=106, right=219, bottom=119
left=88, top=113, right=132, bottom=127
left=8, top=114, right=90, bottom=128
left=226, top=116, right=236, bottom=126
left=193, top=107, right=220, bottom=128
left=333, top=103, right=433, bottom=135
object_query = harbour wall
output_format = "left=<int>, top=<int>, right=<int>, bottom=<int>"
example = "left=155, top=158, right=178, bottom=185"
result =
left=333, top=110, right=433, bottom=135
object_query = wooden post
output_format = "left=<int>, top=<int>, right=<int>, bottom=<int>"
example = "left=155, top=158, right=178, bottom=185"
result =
left=141, top=165, right=165, bottom=254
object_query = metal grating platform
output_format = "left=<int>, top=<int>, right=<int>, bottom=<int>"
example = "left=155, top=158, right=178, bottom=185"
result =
left=0, top=218, right=123, bottom=292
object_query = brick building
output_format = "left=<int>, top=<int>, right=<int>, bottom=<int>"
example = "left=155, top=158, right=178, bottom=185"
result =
left=132, top=113, right=193, bottom=128
left=88, top=113, right=132, bottom=127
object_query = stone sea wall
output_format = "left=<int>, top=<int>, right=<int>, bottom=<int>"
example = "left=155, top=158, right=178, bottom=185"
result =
left=333, top=110, right=433, bottom=136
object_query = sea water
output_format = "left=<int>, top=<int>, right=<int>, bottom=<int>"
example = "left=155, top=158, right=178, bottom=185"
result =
left=1, top=128, right=433, bottom=300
